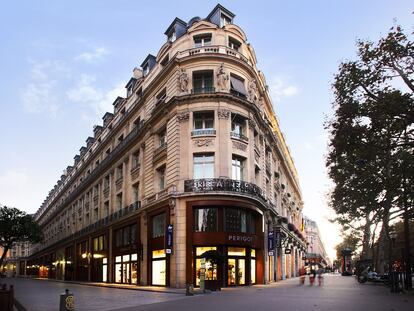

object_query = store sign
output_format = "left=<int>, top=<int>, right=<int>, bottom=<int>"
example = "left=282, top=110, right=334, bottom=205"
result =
left=228, top=235, right=253, bottom=243
left=268, top=231, right=274, bottom=256
left=166, top=224, right=173, bottom=254
left=285, top=248, right=292, bottom=254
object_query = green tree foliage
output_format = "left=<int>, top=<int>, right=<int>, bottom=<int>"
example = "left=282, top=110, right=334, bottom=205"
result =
left=326, top=25, right=414, bottom=256
left=335, top=232, right=361, bottom=260
left=0, top=205, right=43, bottom=267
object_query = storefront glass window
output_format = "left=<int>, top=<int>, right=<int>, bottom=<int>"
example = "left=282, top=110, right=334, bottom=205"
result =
left=152, top=249, right=166, bottom=285
left=228, top=247, right=246, bottom=256
left=115, top=264, right=122, bottom=283
left=195, top=246, right=218, bottom=286
left=225, top=208, right=256, bottom=233
left=194, top=208, right=217, bottom=232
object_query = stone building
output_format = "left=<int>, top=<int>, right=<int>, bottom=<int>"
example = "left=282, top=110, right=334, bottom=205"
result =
left=304, top=216, right=330, bottom=268
left=26, top=4, right=306, bottom=288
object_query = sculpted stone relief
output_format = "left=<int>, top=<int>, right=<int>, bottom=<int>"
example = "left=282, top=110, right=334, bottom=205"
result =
left=177, top=111, right=190, bottom=122
left=194, top=139, right=213, bottom=147
left=232, top=140, right=247, bottom=152
left=177, top=68, right=189, bottom=93
left=248, top=79, right=258, bottom=103
left=216, top=63, right=229, bottom=91
left=217, top=108, right=230, bottom=119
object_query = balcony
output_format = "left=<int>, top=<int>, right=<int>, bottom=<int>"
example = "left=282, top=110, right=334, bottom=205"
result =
left=178, top=45, right=251, bottom=66
left=230, top=131, right=249, bottom=142
left=184, top=178, right=265, bottom=202
left=191, top=129, right=216, bottom=136
left=191, top=87, right=215, bottom=94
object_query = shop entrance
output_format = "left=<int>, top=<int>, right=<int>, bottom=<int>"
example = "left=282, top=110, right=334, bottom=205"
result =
left=228, top=258, right=245, bottom=285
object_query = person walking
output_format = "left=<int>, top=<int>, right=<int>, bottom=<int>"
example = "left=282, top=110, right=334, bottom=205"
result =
left=309, top=268, right=316, bottom=286
left=299, top=266, right=306, bottom=285
left=317, top=268, right=324, bottom=286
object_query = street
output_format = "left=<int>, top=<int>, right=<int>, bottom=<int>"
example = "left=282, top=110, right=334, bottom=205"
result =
left=5, top=274, right=413, bottom=311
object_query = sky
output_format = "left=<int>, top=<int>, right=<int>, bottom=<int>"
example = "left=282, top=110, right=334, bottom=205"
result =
left=0, top=0, right=412, bottom=262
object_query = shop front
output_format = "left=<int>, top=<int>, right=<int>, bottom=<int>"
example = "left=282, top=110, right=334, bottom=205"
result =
left=186, top=200, right=264, bottom=288
left=113, top=221, right=140, bottom=284
left=148, top=210, right=169, bottom=286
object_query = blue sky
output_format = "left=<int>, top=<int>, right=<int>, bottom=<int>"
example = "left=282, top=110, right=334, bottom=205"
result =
left=0, top=1, right=412, bottom=260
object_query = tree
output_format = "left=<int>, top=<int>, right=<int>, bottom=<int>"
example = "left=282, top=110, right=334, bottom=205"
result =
left=327, top=25, right=414, bottom=273
left=0, top=205, right=43, bottom=267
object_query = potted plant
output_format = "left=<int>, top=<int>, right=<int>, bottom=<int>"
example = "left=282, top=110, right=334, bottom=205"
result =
left=200, top=250, right=224, bottom=291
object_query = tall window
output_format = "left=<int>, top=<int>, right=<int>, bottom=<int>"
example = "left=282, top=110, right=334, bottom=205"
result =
left=193, top=154, right=214, bottom=179
left=230, top=75, right=247, bottom=98
left=152, top=213, right=166, bottom=238
left=193, top=111, right=214, bottom=132
left=157, top=166, right=166, bottom=190
left=193, top=71, right=213, bottom=94
left=194, top=208, right=217, bottom=232
left=232, top=155, right=245, bottom=181
left=228, top=37, right=241, bottom=51
left=116, top=193, right=122, bottom=210
left=132, top=183, right=139, bottom=203
left=116, top=164, right=123, bottom=181
left=231, top=115, right=246, bottom=137
left=194, top=34, right=211, bottom=47
left=158, top=130, right=167, bottom=147
left=132, top=151, right=140, bottom=169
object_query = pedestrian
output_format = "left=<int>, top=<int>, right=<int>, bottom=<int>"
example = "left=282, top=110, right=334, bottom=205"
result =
left=299, top=266, right=306, bottom=285
left=309, top=268, right=316, bottom=286
left=317, top=268, right=324, bottom=286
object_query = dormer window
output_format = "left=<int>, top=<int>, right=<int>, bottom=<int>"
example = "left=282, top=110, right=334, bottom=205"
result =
left=229, top=37, right=241, bottom=51
left=143, top=64, right=149, bottom=76
left=194, top=34, right=212, bottom=48
left=127, top=85, right=133, bottom=97
left=168, top=31, right=176, bottom=43
left=220, top=14, right=232, bottom=27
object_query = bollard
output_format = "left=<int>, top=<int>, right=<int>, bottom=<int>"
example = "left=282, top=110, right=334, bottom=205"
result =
left=59, top=289, right=75, bottom=311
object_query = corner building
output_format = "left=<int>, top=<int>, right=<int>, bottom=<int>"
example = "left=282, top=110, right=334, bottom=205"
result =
left=28, top=4, right=306, bottom=288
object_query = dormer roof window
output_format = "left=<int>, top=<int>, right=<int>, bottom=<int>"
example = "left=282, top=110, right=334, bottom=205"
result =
left=164, top=17, right=187, bottom=43
left=140, top=54, right=156, bottom=77
left=206, top=4, right=235, bottom=28
left=112, top=96, right=124, bottom=114
left=220, top=13, right=232, bottom=28
left=103, top=112, right=114, bottom=127
left=125, top=77, right=137, bottom=97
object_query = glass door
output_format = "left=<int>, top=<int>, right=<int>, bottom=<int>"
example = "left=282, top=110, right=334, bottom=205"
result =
left=227, top=258, right=245, bottom=285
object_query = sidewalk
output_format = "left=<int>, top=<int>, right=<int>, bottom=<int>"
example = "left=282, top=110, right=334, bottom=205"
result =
left=32, top=277, right=187, bottom=294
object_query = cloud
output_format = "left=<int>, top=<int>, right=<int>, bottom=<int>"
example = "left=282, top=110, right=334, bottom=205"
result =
left=66, top=74, right=125, bottom=120
left=75, top=47, right=109, bottom=63
left=21, top=60, right=70, bottom=115
left=268, top=76, right=299, bottom=102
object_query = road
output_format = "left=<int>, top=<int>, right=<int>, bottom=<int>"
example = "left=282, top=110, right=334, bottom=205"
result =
left=5, top=274, right=413, bottom=311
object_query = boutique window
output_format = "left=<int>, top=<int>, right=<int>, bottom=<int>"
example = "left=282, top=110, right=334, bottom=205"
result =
left=192, top=71, right=213, bottom=94
left=194, top=34, right=212, bottom=47
left=152, top=213, right=166, bottom=238
left=194, top=208, right=217, bottom=232
left=225, top=208, right=256, bottom=234
left=115, top=253, right=138, bottom=284
left=152, top=250, right=166, bottom=285
left=193, top=154, right=214, bottom=179
left=93, top=235, right=105, bottom=252
left=195, top=246, right=218, bottom=286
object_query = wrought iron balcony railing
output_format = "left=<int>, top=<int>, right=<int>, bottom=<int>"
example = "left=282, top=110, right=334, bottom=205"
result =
left=191, top=129, right=216, bottom=136
left=184, top=178, right=265, bottom=201
left=230, top=131, right=249, bottom=142
left=191, top=87, right=216, bottom=94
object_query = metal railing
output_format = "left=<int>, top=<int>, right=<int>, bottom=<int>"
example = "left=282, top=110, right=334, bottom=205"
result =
left=184, top=178, right=265, bottom=201
left=191, top=129, right=216, bottom=136
left=230, top=131, right=249, bottom=142
left=191, top=87, right=215, bottom=94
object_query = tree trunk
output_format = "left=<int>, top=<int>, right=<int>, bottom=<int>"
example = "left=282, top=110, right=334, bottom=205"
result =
left=361, top=215, right=372, bottom=260
left=0, top=245, right=10, bottom=268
